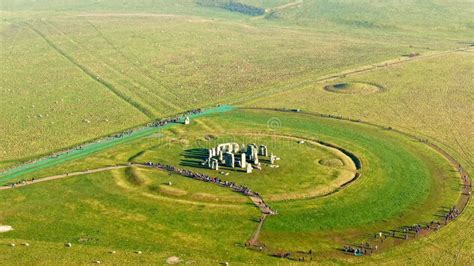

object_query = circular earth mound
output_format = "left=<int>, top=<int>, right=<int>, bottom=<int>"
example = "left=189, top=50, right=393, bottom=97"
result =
left=141, top=133, right=358, bottom=202
left=318, top=158, right=345, bottom=167
left=323, top=82, right=383, bottom=94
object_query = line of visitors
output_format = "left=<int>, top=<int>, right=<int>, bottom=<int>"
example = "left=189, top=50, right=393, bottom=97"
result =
left=143, top=161, right=275, bottom=214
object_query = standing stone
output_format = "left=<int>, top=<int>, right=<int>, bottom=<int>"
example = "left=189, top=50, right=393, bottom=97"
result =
left=270, top=153, right=275, bottom=165
left=240, top=153, right=247, bottom=169
left=247, top=144, right=258, bottom=163
left=232, top=143, right=240, bottom=153
left=219, top=152, right=224, bottom=163
left=246, top=164, right=253, bottom=174
left=247, top=144, right=257, bottom=159
left=254, top=152, right=259, bottom=165
left=211, top=158, right=219, bottom=170
left=184, top=116, right=190, bottom=125
left=259, top=145, right=265, bottom=156
left=225, top=152, right=235, bottom=168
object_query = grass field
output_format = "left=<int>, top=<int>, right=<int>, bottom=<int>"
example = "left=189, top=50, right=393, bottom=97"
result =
left=0, top=109, right=463, bottom=263
left=0, top=0, right=473, bottom=264
left=246, top=51, right=474, bottom=173
left=1, top=0, right=473, bottom=168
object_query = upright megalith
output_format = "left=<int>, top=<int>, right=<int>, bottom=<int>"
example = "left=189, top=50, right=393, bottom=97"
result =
left=259, top=145, right=268, bottom=157
left=224, top=152, right=235, bottom=168
left=203, top=142, right=279, bottom=173
left=246, top=164, right=253, bottom=174
left=240, top=153, right=247, bottom=168
left=211, top=158, right=219, bottom=170
left=254, top=152, right=259, bottom=164
left=247, top=144, right=258, bottom=163
left=184, top=116, right=190, bottom=125
left=219, top=152, right=224, bottom=163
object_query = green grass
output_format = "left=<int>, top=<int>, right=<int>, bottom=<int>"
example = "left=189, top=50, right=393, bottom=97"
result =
left=0, top=105, right=233, bottom=184
left=0, top=169, right=269, bottom=264
left=244, top=52, right=474, bottom=263
left=1, top=0, right=472, bottom=168
left=246, top=51, right=474, bottom=173
left=0, top=0, right=472, bottom=263
left=0, top=109, right=461, bottom=263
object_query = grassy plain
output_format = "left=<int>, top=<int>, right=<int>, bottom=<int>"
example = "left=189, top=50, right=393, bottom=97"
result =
left=0, top=109, right=462, bottom=263
left=0, top=0, right=473, bottom=264
left=246, top=51, right=474, bottom=264
left=1, top=0, right=473, bottom=167
left=246, top=51, right=474, bottom=172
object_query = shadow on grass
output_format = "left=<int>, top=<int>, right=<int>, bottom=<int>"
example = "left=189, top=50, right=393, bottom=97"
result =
left=179, top=148, right=208, bottom=169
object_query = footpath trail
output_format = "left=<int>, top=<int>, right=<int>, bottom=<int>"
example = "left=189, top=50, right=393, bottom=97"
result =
left=241, top=107, right=472, bottom=255
left=0, top=106, right=471, bottom=260
left=0, top=105, right=235, bottom=185
left=0, top=165, right=128, bottom=191
left=1, top=161, right=277, bottom=249
left=234, top=47, right=473, bottom=105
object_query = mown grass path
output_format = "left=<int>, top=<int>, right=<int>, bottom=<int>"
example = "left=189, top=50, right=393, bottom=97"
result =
left=0, top=165, right=128, bottom=191
left=0, top=106, right=470, bottom=261
left=0, top=105, right=235, bottom=185
left=234, top=47, right=473, bottom=106
left=241, top=107, right=472, bottom=254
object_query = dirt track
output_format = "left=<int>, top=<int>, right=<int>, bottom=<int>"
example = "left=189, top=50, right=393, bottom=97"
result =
left=1, top=107, right=470, bottom=260
left=0, top=165, right=128, bottom=191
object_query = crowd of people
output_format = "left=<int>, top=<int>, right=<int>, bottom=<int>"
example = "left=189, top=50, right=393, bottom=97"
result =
left=443, top=206, right=460, bottom=225
left=0, top=108, right=204, bottom=185
left=343, top=243, right=375, bottom=256
left=5, top=178, right=35, bottom=188
left=147, top=108, right=202, bottom=127
left=143, top=161, right=275, bottom=215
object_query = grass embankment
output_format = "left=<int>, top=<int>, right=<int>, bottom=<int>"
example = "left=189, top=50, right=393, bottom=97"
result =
left=3, top=0, right=472, bottom=167
left=0, top=109, right=461, bottom=263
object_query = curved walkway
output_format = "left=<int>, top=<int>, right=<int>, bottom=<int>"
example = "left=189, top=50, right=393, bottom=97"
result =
left=0, top=106, right=471, bottom=260
left=240, top=107, right=472, bottom=258
left=0, top=165, right=128, bottom=191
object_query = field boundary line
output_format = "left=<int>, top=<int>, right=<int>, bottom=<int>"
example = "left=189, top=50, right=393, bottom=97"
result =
left=0, top=165, right=128, bottom=190
left=84, top=19, right=184, bottom=109
left=42, top=19, right=181, bottom=114
left=234, top=47, right=473, bottom=106
left=0, top=106, right=234, bottom=183
left=25, top=22, right=156, bottom=119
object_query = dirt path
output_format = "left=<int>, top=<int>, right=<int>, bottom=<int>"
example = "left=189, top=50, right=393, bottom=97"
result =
left=241, top=107, right=472, bottom=257
left=247, top=213, right=268, bottom=246
left=267, top=0, right=303, bottom=13
left=0, top=165, right=128, bottom=191
left=1, top=106, right=470, bottom=260
left=236, top=47, right=473, bottom=106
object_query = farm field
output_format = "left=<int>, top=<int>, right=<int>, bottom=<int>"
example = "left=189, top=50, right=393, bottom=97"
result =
left=246, top=51, right=474, bottom=172
left=0, top=0, right=473, bottom=264
left=1, top=0, right=473, bottom=168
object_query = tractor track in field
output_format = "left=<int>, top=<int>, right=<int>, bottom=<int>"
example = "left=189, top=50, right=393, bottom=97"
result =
left=40, top=20, right=182, bottom=114
left=25, top=22, right=156, bottom=119
left=241, top=107, right=472, bottom=258
left=234, top=47, right=473, bottom=106
left=0, top=106, right=471, bottom=261
left=84, top=19, right=183, bottom=107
